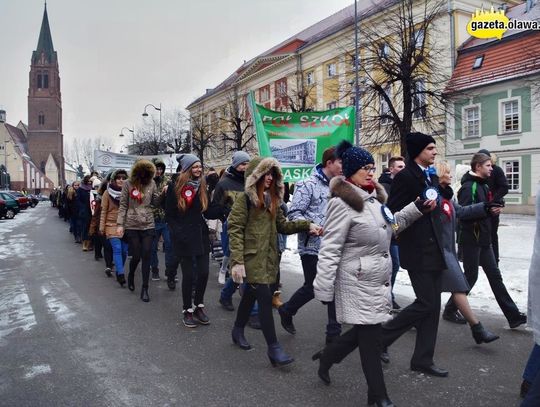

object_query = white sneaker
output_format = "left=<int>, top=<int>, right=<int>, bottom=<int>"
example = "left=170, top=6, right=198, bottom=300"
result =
left=218, top=269, right=227, bottom=285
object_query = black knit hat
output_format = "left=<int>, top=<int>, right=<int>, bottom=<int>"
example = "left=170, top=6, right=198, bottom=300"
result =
left=335, top=140, right=374, bottom=178
left=406, top=132, right=436, bottom=160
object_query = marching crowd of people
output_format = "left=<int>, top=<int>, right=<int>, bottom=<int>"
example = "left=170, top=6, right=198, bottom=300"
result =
left=49, top=132, right=538, bottom=407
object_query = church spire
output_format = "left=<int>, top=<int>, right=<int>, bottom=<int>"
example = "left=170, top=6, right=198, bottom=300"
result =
left=32, top=3, right=56, bottom=64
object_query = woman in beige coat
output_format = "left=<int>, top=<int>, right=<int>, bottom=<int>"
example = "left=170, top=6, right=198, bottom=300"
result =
left=100, top=169, right=129, bottom=287
left=313, top=141, right=427, bottom=407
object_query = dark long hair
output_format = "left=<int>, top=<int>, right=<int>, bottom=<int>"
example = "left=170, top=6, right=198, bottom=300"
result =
left=255, top=168, right=280, bottom=218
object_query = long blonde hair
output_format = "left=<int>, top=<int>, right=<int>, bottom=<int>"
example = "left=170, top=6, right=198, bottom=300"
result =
left=174, top=170, right=208, bottom=213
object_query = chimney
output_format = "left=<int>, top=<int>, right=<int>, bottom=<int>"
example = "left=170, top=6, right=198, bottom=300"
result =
left=0, top=110, right=6, bottom=123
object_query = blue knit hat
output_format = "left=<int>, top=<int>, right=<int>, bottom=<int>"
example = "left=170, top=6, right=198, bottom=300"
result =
left=335, top=140, right=374, bottom=178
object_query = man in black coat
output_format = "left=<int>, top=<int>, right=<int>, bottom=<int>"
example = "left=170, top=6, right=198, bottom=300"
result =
left=443, top=152, right=526, bottom=328
left=478, top=149, right=509, bottom=264
left=381, top=132, right=448, bottom=377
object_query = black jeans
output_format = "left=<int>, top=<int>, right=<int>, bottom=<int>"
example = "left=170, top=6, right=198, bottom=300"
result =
left=235, top=284, right=277, bottom=346
left=382, top=268, right=442, bottom=367
left=179, top=254, right=209, bottom=310
left=445, top=244, right=520, bottom=322
left=281, top=254, right=341, bottom=337
left=126, top=229, right=155, bottom=289
left=94, top=235, right=113, bottom=268
left=491, top=216, right=500, bottom=263
left=321, top=324, right=388, bottom=401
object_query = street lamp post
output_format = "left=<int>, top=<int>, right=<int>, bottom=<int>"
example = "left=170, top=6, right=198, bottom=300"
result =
left=142, top=103, right=162, bottom=141
left=119, top=126, right=135, bottom=152
left=354, top=0, right=361, bottom=146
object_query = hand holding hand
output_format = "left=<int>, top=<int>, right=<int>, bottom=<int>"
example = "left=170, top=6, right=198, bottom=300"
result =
left=162, top=185, right=168, bottom=194
left=309, top=223, right=323, bottom=236
left=490, top=206, right=502, bottom=216
left=116, top=226, right=124, bottom=237
left=231, top=264, right=246, bottom=284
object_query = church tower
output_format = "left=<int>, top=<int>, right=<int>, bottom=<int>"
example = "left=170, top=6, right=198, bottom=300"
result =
left=27, top=3, right=65, bottom=186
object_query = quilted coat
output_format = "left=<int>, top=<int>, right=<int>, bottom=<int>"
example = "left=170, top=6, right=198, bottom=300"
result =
left=314, top=176, right=422, bottom=325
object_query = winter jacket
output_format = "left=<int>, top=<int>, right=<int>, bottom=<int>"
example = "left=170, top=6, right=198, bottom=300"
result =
left=488, top=164, right=509, bottom=204
left=387, top=159, right=446, bottom=271
left=152, top=174, right=169, bottom=222
left=288, top=164, right=330, bottom=256
left=117, top=160, right=159, bottom=230
left=314, top=177, right=422, bottom=325
left=100, top=191, right=123, bottom=239
left=164, top=174, right=210, bottom=257
left=458, top=172, right=493, bottom=247
left=76, top=186, right=92, bottom=221
left=528, top=184, right=540, bottom=345
left=228, top=157, right=311, bottom=284
left=88, top=193, right=102, bottom=236
left=206, top=166, right=246, bottom=221
left=378, top=172, right=393, bottom=195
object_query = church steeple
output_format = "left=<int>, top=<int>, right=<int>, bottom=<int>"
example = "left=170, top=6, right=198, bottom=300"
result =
left=32, top=3, right=56, bottom=64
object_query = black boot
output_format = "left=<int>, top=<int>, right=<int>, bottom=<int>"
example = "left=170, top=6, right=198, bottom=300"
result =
left=278, top=306, right=296, bottom=335
left=140, top=286, right=150, bottom=302
left=117, top=274, right=126, bottom=288
left=127, top=269, right=135, bottom=291
left=267, top=342, right=294, bottom=367
left=471, top=322, right=499, bottom=344
left=231, top=326, right=251, bottom=350
left=312, top=350, right=331, bottom=385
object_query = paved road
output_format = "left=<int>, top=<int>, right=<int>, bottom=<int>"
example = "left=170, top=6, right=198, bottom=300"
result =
left=0, top=205, right=532, bottom=406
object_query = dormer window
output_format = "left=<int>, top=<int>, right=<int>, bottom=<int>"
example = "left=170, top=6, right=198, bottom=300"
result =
left=473, top=55, right=484, bottom=69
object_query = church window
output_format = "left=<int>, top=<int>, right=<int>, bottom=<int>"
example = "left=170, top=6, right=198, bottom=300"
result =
left=43, top=73, right=49, bottom=88
left=37, top=74, right=43, bottom=89
left=38, top=113, right=45, bottom=125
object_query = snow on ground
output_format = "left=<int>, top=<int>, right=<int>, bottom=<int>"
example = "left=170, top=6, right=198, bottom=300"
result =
left=281, top=213, right=535, bottom=315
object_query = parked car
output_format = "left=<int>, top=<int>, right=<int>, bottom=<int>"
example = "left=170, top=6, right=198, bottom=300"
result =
left=0, top=192, right=20, bottom=219
left=0, top=198, right=7, bottom=219
left=8, top=191, right=30, bottom=209
left=36, top=194, right=49, bottom=201
left=26, top=194, right=39, bottom=207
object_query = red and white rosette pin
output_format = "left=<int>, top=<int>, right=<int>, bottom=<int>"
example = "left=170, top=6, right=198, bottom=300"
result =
left=441, top=198, right=453, bottom=221
left=182, top=185, right=196, bottom=208
left=130, top=187, right=143, bottom=203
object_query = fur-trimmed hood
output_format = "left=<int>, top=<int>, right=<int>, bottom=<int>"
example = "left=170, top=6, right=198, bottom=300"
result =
left=329, top=176, right=387, bottom=212
left=244, top=156, right=284, bottom=207
left=130, top=159, right=156, bottom=187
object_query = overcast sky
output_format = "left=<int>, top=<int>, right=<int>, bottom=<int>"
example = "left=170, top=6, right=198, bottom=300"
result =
left=0, top=0, right=355, bottom=151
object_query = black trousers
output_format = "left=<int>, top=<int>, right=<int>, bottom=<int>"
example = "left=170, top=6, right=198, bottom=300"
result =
left=491, top=216, right=500, bottom=263
left=179, top=254, right=209, bottom=310
left=445, top=244, right=520, bottom=322
left=382, top=268, right=442, bottom=367
left=282, top=254, right=341, bottom=337
left=94, top=235, right=113, bottom=268
left=321, top=324, right=388, bottom=401
left=235, top=284, right=277, bottom=346
left=126, top=229, right=155, bottom=289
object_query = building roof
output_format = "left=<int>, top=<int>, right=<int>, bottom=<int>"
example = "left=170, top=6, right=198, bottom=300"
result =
left=187, top=0, right=399, bottom=109
left=32, top=4, right=57, bottom=64
left=446, top=3, right=540, bottom=93
left=5, top=123, right=29, bottom=156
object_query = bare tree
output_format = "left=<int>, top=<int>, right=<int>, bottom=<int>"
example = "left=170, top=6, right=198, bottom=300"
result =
left=66, top=136, right=108, bottom=172
left=190, top=107, right=219, bottom=169
left=335, top=0, right=449, bottom=156
left=288, top=82, right=317, bottom=113
left=219, top=87, right=255, bottom=154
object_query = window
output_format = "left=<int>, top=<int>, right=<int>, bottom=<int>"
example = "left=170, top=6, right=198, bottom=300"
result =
left=473, top=55, right=484, bottom=69
left=37, top=74, right=43, bottom=89
left=306, top=71, right=314, bottom=85
left=412, top=79, right=426, bottom=119
left=501, top=99, right=520, bottom=133
left=380, top=43, right=390, bottom=58
left=463, top=105, right=480, bottom=138
left=380, top=85, right=391, bottom=124
left=38, top=113, right=45, bottom=125
left=414, top=29, right=425, bottom=49
left=43, top=72, right=49, bottom=89
left=380, top=153, right=391, bottom=170
left=276, top=79, right=287, bottom=97
left=326, top=101, right=337, bottom=110
left=259, top=86, right=270, bottom=102
left=327, top=63, right=337, bottom=78
left=502, top=159, right=520, bottom=191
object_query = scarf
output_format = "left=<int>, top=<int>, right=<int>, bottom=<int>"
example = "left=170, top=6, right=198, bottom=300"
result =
left=80, top=183, right=92, bottom=191
left=345, top=178, right=375, bottom=194
left=107, top=184, right=122, bottom=203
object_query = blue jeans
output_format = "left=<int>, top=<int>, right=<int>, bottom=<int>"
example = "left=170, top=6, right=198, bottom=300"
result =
left=150, top=221, right=173, bottom=270
left=390, top=243, right=400, bottom=300
left=221, top=221, right=230, bottom=257
left=523, top=346, right=540, bottom=406
left=109, top=237, right=128, bottom=276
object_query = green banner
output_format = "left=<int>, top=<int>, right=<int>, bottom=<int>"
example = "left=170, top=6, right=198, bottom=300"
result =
left=249, top=93, right=355, bottom=183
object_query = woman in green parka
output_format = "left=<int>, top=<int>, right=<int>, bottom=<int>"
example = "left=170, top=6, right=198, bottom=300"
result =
left=228, top=156, right=321, bottom=367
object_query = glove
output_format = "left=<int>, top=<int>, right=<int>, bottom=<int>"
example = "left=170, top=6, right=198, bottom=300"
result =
left=321, top=300, right=332, bottom=305
left=231, top=264, right=246, bottom=284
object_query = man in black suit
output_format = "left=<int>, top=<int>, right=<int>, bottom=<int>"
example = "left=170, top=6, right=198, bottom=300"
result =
left=381, top=132, right=448, bottom=377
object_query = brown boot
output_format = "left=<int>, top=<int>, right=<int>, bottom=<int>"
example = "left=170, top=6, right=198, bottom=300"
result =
left=272, top=291, right=283, bottom=309
left=87, top=241, right=94, bottom=251
left=82, top=240, right=88, bottom=251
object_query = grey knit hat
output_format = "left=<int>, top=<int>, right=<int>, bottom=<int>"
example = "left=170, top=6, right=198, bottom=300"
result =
left=176, top=154, right=200, bottom=172
left=231, top=151, right=251, bottom=168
